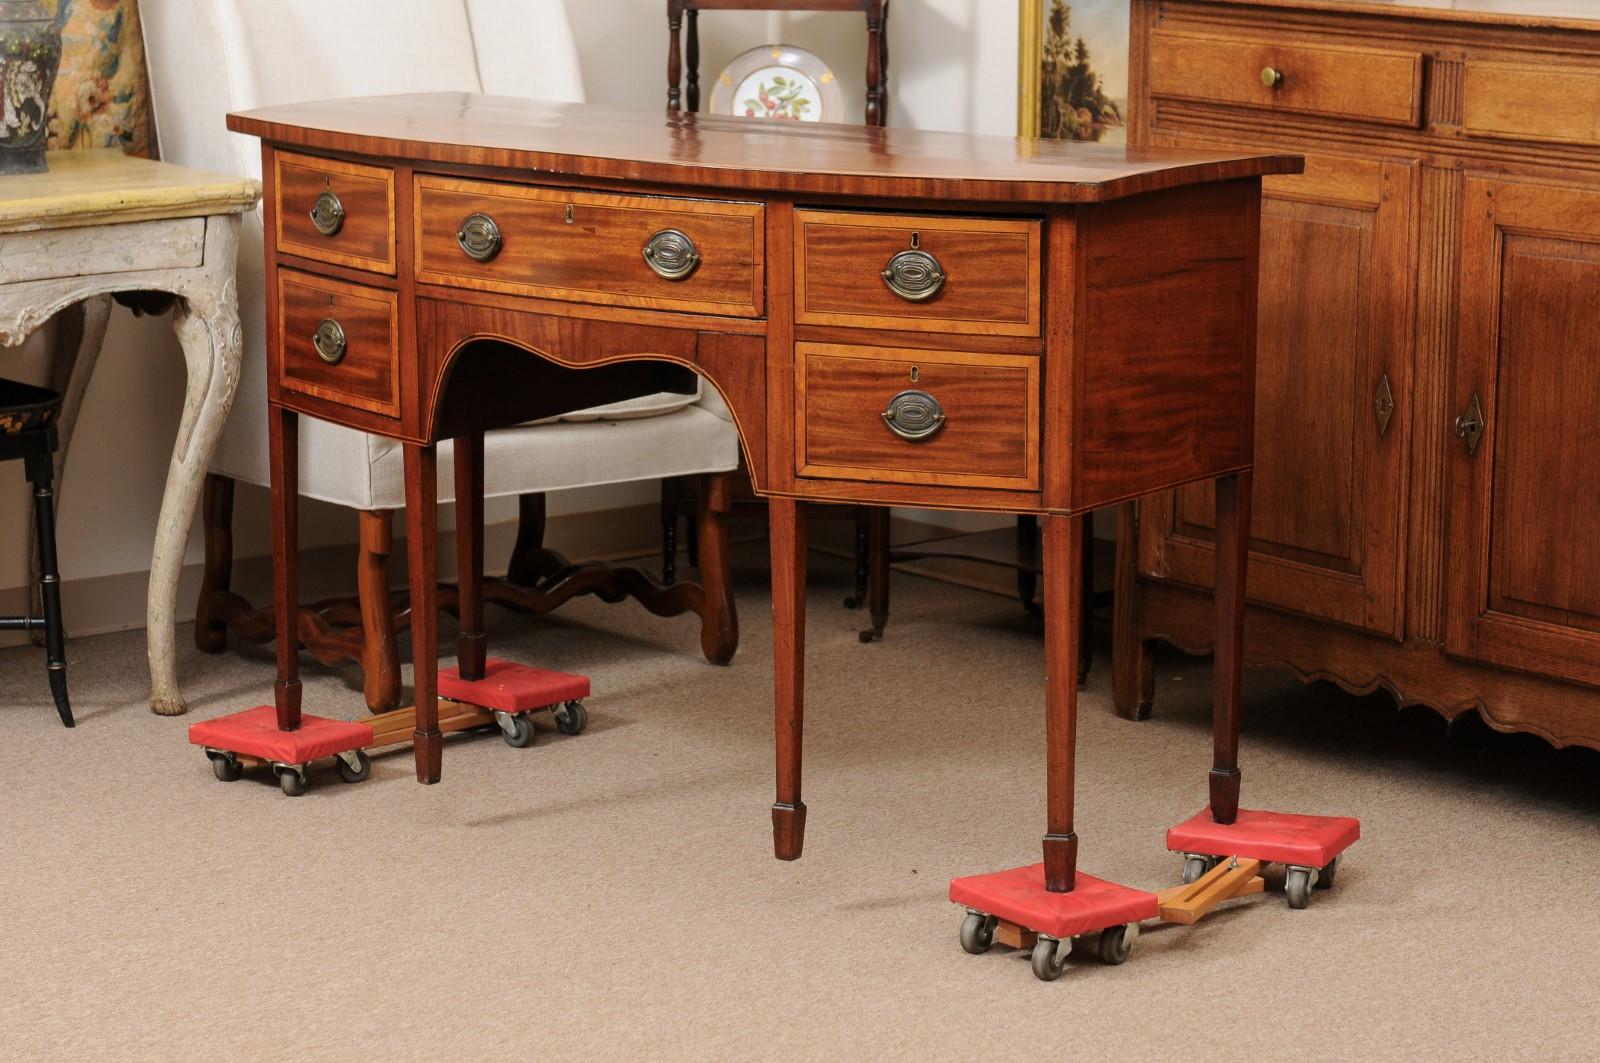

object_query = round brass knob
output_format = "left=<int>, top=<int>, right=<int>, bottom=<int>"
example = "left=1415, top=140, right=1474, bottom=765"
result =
left=456, top=213, right=503, bottom=263
left=881, top=249, right=947, bottom=302
left=309, top=190, right=345, bottom=237
left=312, top=319, right=347, bottom=365
left=1260, top=66, right=1284, bottom=89
left=643, top=229, right=700, bottom=281
left=882, top=389, right=946, bottom=441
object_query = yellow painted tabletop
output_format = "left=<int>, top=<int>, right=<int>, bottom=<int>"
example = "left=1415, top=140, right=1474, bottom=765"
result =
left=0, top=150, right=260, bottom=234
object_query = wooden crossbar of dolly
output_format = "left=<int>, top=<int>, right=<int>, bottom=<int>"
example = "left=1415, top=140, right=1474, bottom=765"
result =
left=1156, top=857, right=1264, bottom=926
left=360, top=701, right=493, bottom=748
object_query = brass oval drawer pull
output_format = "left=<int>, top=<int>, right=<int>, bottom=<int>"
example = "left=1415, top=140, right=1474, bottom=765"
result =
left=643, top=228, right=700, bottom=281
left=1260, top=66, right=1284, bottom=89
left=456, top=212, right=504, bottom=262
left=309, top=190, right=346, bottom=237
left=312, top=318, right=347, bottom=365
left=882, top=389, right=946, bottom=441
left=881, top=249, right=947, bottom=302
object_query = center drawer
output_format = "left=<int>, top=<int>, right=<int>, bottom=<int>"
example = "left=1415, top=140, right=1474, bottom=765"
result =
left=795, top=343, right=1039, bottom=490
left=414, top=176, right=764, bottom=317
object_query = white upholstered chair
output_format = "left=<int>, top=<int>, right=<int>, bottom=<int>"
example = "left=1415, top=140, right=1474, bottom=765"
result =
left=139, top=0, right=741, bottom=710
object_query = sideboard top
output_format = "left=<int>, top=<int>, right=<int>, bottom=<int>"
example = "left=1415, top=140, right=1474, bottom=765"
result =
left=227, top=94, right=1301, bottom=205
left=1172, top=0, right=1600, bottom=32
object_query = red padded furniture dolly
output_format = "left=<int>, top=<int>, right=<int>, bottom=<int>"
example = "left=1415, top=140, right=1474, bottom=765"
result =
left=947, top=517, right=1159, bottom=981
left=432, top=657, right=590, bottom=749
left=189, top=705, right=374, bottom=797
left=1167, top=808, right=1359, bottom=910
left=1163, top=472, right=1360, bottom=913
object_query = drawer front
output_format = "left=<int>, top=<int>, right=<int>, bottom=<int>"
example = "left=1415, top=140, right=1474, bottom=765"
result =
left=1147, top=30, right=1423, bottom=128
left=795, top=343, right=1039, bottom=490
left=414, top=176, right=764, bottom=317
left=1463, top=60, right=1600, bottom=146
left=278, top=270, right=400, bottom=418
left=274, top=152, right=396, bottom=274
left=795, top=211, right=1040, bottom=337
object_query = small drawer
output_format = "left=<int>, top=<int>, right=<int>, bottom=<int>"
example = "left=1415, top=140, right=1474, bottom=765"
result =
left=414, top=176, right=764, bottom=317
left=274, top=151, right=396, bottom=274
left=795, top=211, right=1040, bottom=337
left=1463, top=60, right=1600, bottom=146
left=795, top=343, right=1039, bottom=490
left=1147, top=30, right=1423, bottom=128
left=277, top=270, right=399, bottom=418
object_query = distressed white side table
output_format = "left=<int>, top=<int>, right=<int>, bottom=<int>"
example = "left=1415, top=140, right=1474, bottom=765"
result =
left=0, top=149, right=259, bottom=715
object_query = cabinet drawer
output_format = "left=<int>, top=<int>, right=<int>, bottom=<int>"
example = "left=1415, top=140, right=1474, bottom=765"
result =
left=414, top=176, right=764, bottom=317
left=277, top=270, right=400, bottom=418
left=1463, top=60, right=1600, bottom=146
left=795, top=210, right=1040, bottom=337
left=795, top=343, right=1039, bottom=490
left=1147, top=30, right=1423, bottom=128
left=274, top=152, right=396, bottom=274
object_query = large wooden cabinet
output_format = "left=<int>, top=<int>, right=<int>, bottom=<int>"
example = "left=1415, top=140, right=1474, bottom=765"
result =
left=1117, top=0, right=1600, bottom=750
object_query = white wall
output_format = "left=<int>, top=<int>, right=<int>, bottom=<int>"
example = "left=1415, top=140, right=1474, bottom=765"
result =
left=0, top=1, right=1023, bottom=617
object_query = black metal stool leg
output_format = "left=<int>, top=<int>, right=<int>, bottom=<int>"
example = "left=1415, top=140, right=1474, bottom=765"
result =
left=25, top=437, right=71, bottom=728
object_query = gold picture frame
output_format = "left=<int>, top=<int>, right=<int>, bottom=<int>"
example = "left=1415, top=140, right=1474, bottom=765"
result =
left=1018, top=0, right=1129, bottom=143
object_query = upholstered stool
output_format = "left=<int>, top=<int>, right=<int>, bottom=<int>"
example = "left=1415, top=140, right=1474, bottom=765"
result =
left=0, top=378, right=71, bottom=727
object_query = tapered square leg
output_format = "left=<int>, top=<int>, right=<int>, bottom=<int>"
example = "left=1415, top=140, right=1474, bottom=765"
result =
left=1210, top=471, right=1251, bottom=824
left=769, top=497, right=807, bottom=860
left=404, top=442, right=442, bottom=784
left=1042, top=513, right=1086, bottom=892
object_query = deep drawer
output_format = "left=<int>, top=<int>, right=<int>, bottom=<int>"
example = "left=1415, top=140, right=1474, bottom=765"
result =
left=274, top=151, right=396, bottom=274
left=795, top=210, right=1040, bottom=337
left=414, top=176, right=764, bottom=317
left=795, top=342, right=1039, bottom=490
left=277, top=269, right=400, bottom=418
left=1147, top=29, right=1424, bottom=128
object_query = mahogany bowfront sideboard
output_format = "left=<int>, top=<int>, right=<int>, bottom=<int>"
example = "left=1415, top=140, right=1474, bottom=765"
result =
left=226, top=94, right=1297, bottom=890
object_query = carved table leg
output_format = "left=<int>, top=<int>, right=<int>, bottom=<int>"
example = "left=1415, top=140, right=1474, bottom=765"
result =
left=1042, top=513, right=1085, bottom=893
left=405, top=442, right=442, bottom=783
left=270, top=407, right=302, bottom=731
left=147, top=220, right=244, bottom=714
left=770, top=497, right=808, bottom=860
left=1209, top=472, right=1251, bottom=825
left=454, top=433, right=486, bottom=680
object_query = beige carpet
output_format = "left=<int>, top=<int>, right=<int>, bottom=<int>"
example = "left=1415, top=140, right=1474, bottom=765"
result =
left=3, top=547, right=1597, bottom=1062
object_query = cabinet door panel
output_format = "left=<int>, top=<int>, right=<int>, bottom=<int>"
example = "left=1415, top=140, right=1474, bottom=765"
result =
left=1140, top=154, right=1413, bottom=637
left=1449, top=179, right=1600, bottom=684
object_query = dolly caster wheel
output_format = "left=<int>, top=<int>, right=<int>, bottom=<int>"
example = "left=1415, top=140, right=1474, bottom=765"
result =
left=277, top=767, right=308, bottom=797
left=1097, top=923, right=1137, bottom=966
left=858, top=627, right=883, bottom=644
left=208, top=752, right=243, bottom=783
left=1031, top=936, right=1070, bottom=982
left=335, top=749, right=372, bottom=783
left=842, top=595, right=861, bottom=610
left=959, top=912, right=996, bottom=955
left=1182, top=854, right=1216, bottom=885
left=502, top=714, right=535, bottom=749
left=1316, top=856, right=1339, bottom=890
left=554, top=700, right=588, bottom=736
left=1285, top=866, right=1315, bottom=909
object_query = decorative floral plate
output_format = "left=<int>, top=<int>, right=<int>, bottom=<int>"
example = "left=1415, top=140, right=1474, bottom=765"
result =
left=708, top=44, right=843, bottom=123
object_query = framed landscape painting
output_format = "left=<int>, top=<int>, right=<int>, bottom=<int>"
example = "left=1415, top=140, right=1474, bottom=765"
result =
left=1018, top=0, right=1129, bottom=143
